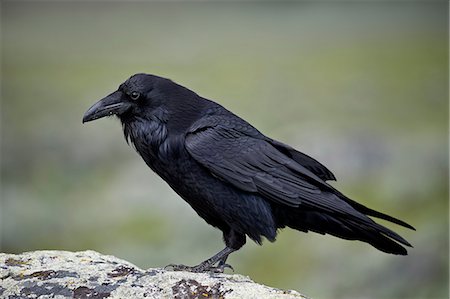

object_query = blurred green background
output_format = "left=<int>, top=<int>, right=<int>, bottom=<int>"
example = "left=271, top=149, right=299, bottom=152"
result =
left=1, top=2, right=448, bottom=299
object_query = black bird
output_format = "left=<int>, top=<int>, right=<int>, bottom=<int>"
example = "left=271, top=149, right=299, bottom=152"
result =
left=83, top=73, right=414, bottom=272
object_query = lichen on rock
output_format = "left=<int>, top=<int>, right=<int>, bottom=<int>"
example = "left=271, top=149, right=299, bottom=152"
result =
left=0, top=250, right=307, bottom=299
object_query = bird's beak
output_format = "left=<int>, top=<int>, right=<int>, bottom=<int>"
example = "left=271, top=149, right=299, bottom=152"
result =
left=82, top=91, right=131, bottom=123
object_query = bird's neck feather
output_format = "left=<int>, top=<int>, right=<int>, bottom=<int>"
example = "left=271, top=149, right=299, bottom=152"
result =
left=121, top=107, right=169, bottom=160
left=164, top=95, right=207, bottom=135
left=121, top=96, right=209, bottom=168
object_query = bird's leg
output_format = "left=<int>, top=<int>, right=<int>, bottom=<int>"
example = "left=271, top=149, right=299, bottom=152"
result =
left=166, top=230, right=245, bottom=273
left=165, top=246, right=235, bottom=273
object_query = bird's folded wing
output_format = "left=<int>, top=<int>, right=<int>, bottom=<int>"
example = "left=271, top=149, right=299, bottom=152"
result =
left=184, top=117, right=416, bottom=247
left=185, top=119, right=343, bottom=210
left=266, top=138, right=336, bottom=181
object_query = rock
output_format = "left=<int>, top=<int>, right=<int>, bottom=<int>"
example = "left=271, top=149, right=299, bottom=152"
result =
left=0, top=250, right=308, bottom=299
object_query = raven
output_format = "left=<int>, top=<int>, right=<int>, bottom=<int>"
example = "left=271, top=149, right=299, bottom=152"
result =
left=83, top=73, right=414, bottom=272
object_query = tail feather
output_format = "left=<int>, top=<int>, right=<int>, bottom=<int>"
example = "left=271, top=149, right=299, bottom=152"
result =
left=338, top=193, right=415, bottom=230
left=345, top=219, right=411, bottom=255
left=348, top=213, right=413, bottom=247
left=281, top=208, right=412, bottom=255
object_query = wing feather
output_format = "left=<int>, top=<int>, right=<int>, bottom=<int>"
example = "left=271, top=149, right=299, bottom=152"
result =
left=185, top=119, right=334, bottom=208
left=185, top=115, right=413, bottom=248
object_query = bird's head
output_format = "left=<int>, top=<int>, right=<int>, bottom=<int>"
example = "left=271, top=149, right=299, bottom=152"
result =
left=82, top=73, right=180, bottom=124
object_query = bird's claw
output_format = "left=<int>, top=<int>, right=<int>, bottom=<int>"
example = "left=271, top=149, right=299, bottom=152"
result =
left=164, top=262, right=234, bottom=273
left=216, top=263, right=234, bottom=273
left=164, top=263, right=193, bottom=272
left=164, top=263, right=210, bottom=273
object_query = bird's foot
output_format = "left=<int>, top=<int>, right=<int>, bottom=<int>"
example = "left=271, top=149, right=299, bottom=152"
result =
left=164, top=262, right=234, bottom=273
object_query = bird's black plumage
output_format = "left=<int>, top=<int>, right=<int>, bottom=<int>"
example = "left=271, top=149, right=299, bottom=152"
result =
left=83, top=73, right=414, bottom=272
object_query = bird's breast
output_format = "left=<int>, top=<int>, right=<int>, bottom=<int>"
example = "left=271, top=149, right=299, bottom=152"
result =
left=124, top=119, right=168, bottom=163
left=129, top=125, right=188, bottom=179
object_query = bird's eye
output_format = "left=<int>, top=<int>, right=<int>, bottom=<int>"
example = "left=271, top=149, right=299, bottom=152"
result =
left=130, top=91, right=140, bottom=100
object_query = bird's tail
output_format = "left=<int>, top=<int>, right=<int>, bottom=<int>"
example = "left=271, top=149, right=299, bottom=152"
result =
left=335, top=192, right=415, bottom=230
left=280, top=207, right=413, bottom=255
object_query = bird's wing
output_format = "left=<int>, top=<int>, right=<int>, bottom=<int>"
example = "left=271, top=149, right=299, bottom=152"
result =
left=185, top=116, right=342, bottom=210
left=185, top=115, right=413, bottom=247
left=266, top=138, right=336, bottom=181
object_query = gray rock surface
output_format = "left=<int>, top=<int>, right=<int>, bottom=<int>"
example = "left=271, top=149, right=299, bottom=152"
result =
left=0, top=250, right=307, bottom=299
